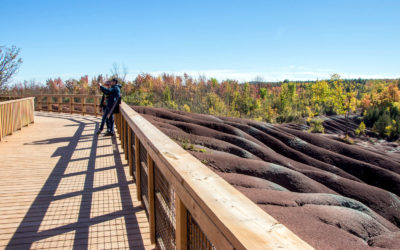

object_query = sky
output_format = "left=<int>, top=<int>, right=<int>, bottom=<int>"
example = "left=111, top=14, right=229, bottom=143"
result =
left=1, top=0, right=399, bottom=83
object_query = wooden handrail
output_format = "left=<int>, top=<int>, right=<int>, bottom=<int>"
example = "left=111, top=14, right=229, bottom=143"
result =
left=1, top=94, right=103, bottom=117
left=5, top=94, right=101, bottom=97
left=118, top=101, right=313, bottom=250
left=0, top=97, right=35, bottom=141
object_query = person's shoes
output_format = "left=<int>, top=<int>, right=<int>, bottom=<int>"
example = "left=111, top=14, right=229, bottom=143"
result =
left=96, top=129, right=102, bottom=135
left=104, top=131, right=115, bottom=136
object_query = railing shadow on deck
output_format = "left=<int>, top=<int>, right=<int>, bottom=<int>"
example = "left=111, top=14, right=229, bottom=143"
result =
left=6, top=112, right=148, bottom=249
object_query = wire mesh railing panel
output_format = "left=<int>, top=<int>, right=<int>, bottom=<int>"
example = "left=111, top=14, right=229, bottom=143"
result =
left=139, top=141, right=149, bottom=215
left=124, top=121, right=129, bottom=157
left=131, top=130, right=136, bottom=181
left=139, top=140, right=147, bottom=168
left=155, top=165, right=176, bottom=250
left=188, top=212, right=215, bottom=250
left=140, top=165, right=149, bottom=216
left=40, top=97, right=47, bottom=110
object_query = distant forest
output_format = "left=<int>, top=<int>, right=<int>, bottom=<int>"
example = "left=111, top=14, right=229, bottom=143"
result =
left=5, top=73, right=400, bottom=139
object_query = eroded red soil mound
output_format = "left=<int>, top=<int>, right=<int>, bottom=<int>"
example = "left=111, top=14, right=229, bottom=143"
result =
left=132, top=106, right=400, bottom=249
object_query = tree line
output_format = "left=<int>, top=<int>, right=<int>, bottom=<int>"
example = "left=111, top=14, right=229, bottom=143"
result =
left=4, top=72, right=400, bottom=139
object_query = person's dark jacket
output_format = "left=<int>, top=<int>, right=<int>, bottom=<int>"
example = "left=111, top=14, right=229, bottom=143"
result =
left=100, top=84, right=121, bottom=108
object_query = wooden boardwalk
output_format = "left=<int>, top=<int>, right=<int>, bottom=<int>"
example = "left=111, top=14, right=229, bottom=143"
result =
left=0, top=112, right=153, bottom=249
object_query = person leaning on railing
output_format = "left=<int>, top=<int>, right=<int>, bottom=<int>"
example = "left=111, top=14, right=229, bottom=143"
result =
left=96, top=78, right=121, bottom=136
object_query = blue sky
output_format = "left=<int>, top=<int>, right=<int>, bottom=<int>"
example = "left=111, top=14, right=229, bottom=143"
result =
left=1, top=0, right=399, bottom=83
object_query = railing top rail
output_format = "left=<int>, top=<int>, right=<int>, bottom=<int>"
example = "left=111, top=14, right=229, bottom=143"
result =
left=119, top=101, right=312, bottom=249
left=1, top=94, right=102, bottom=97
left=33, top=94, right=102, bottom=98
left=0, top=97, right=35, bottom=105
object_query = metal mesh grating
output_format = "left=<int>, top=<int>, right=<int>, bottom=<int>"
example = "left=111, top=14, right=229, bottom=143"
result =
left=188, top=213, right=215, bottom=250
left=139, top=141, right=149, bottom=215
left=140, top=166, right=149, bottom=217
left=155, top=165, right=176, bottom=250
left=42, top=97, right=48, bottom=111
left=124, top=121, right=128, bottom=154
left=131, top=130, right=136, bottom=181
left=139, top=141, right=147, bottom=168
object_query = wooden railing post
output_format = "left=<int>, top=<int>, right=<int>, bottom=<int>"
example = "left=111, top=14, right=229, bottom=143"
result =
left=38, top=96, right=42, bottom=111
left=31, top=97, right=35, bottom=123
left=147, top=153, right=155, bottom=244
left=98, top=97, right=101, bottom=117
left=10, top=103, right=14, bottom=135
left=94, top=97, right=98, bottom=117
left=81, top=97, right=85, bottom=116
left=51, top=96, right=54, bottom=112
left=47, top=96, right=51, bottom=112
left=57, top=96, right=60, bottom=112
left=68, top=96, right=72, bottom=114
left=135, top=135, right=141, bottom=201
left=19, top=101, right=22, bottom=130
left=21, top=100, right=25, bottom=127
left=25, top=99, right=28, bottom=126
left=176, top=195, right=188, bottom=250
left=69, top=96, right=74, bottom=114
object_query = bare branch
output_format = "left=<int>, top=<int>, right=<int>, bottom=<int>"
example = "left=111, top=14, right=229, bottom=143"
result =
left=110, top=62, right=128, bottom=82
left=0, top=45, right=23, bottom=90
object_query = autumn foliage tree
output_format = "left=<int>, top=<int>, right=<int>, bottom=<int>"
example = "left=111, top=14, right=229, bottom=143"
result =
left=8, top=71, right=400, bottom=139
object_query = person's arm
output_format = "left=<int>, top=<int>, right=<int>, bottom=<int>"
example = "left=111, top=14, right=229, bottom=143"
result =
left=100, top=85, right=111, bottom=94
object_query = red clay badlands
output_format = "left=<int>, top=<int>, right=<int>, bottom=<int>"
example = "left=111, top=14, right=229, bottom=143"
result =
left=132, top=106, right=400, bottom=249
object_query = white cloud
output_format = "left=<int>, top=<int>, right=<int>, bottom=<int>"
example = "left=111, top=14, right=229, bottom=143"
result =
left=126, top=69, right=399, bottom=82
left=14, top=69, right=399, bottom=84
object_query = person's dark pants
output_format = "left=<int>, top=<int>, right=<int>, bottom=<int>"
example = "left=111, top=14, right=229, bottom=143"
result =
left=107, top=112, right=114, bottom=133
left=99, top=107, right=109, bottom=131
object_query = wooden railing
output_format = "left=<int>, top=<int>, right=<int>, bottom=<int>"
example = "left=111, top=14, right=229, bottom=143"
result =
left=2, top=94, right=103, bottom=117
left=0, top=94, right=313, bottom=249
left=0, top=97, right=35, bottom=141
left=36, top=94, right=103, bottom=117
left=116, top=101, right=313, bottom=250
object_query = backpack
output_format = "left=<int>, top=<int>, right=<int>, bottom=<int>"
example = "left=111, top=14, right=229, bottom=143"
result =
left=106, top=96, right=121, bottom=119
left=113, top=96, right=121, bottom=114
